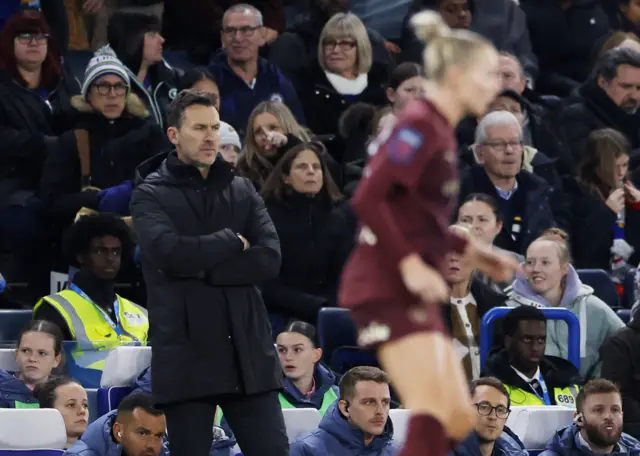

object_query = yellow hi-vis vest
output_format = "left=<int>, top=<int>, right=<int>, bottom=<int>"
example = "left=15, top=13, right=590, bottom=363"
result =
left=506, top=384, right=580, bottom=408
left=33, top=289, right=149, bottom=371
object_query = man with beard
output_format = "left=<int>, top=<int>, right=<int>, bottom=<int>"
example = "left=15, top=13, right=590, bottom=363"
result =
left=540, top=379, right=640, bottom=456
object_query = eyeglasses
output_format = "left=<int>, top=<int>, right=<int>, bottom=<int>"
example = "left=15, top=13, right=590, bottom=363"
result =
left=93, top=82, right=128, bottom=96
left=323, top=39, right=357, bottom=51
left=482, top=140, right=523, bottom=151
left=474, top=402, right=510, bottom=419
left=222, top=26, right=261, bottom=37
left=16, top=32, right=49, bottom=44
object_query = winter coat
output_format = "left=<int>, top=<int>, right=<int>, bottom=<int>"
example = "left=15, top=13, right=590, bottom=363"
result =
left=507, top=266, right=625, bottom=380
left=281, top=363, right=339, bottom=410
left=130, top=151, right=282, bottom=404
left=39, top=94, right=170, bottom=222
left=452, top=429, right=528, bottom=456
left=262, top=192, right=355, bottom=322
left=0, top=69, right=78, bottom=207
left=540, top=423, right=640, bottom=456
left=600, top=316, right=640, bottom=437
left=290, top=402, right=400, bottom=456
left=0, top=370, right=37, bottom=408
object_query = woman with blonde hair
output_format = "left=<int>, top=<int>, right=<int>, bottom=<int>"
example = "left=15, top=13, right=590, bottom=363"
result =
left=338, top=10, right=519, bottom=456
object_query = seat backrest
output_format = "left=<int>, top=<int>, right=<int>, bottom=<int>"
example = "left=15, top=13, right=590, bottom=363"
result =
left=388, top=409, right=410, bottom=445
left=100, top=346, right=152, bottom=387
left=282, top=408, right=321, bottom=442
left=0, top=409, right=67, bottom=449
left=623, top=269, right=637, bottom=309
left=0, top=349, right=16, bottom=372
left=0, top=450, right=64, bottom=456
left=577, top=269, right=619, bottom=308
left=617, top=309, right=631, bottom=324
left=317, top=308, right=358, bottom=363
left=505, top=406, right=574, bottom=449
left=0, top=311, right=33, bottom=342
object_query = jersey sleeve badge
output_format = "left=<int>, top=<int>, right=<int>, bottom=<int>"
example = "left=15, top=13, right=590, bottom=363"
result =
left=388, top=128, right=424, bottom=164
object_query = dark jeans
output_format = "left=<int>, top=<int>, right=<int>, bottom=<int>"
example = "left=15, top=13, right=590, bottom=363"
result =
left=164, top=390, right=289, bottom=456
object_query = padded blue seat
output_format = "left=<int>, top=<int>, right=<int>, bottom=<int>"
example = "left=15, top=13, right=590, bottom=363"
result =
left=0, top=310, right=32, bottom=342
left=623, top=268, right=637, bottom=309
left=617, top=309, right=632, bottom=324
left=577, top=269, right=619, bottom=308
left=317, top=308, right=357, bottom=363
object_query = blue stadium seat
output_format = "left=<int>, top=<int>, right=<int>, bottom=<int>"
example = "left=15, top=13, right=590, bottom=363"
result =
left=63, top=50, right=93, bottom=85
left=163, top=51, right=194, bottom=72
left=317, top=308, right=358, bottom=364
left=617, top=309, right=632, bottom=324
left=0, top=310, right=32, bottom=342
left=0, top=451, right=64, bottom=456
left=0, top=409, right=66, bottom=449
left=623, top=269, right=636, bottom=309
left=97, top=386, right=133, bottom=417
left=577, top=269, right=619, bottom=308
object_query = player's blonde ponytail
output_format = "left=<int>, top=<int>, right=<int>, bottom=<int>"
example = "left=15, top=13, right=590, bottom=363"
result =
left=410, top=10, right=451, bottom=43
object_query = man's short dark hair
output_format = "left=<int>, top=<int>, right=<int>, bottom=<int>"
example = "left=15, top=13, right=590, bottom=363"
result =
left=470, top=376, right=511, bottom=409
left=594, top=48, right=640, bottom=82
left=576, top=379, right=620, bottom=413
left=62, top=213, right=134, bottom=268
left=339, top=366, right=389, bottom=400
left=167, top=89, right=217, bottom=128
left=502, top=306, right=547, bottom=337
left=117, top=392, right=164, bottom=418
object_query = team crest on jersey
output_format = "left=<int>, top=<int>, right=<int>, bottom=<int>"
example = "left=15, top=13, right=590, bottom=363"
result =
left=388, top=128, right=423, bottom=164
left=270, top=93, right=284, bottom=103
left=358, top=322, right=391, bottom=346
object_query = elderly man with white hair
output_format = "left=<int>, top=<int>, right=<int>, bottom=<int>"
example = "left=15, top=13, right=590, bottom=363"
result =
left=458, top=111, right=560, bottom=255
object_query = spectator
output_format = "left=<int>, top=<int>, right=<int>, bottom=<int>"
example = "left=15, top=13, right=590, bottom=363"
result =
left=290, top=366, right=399, bottom=456
left=219, top=121, right=241, bottom=168
left=33, top=214, right=148, bottom=371
left=39, top=45, right=169, bottom=224
left=595, top=32, right=640, bottom=62
left=558, top=48, right=640, bottom=169
left=178, top=68, right=220, bottom=111
left=131, top=90, right=287, bottom=456
left=565, top=129, right=640, bottom=288
left=260, top=142, right=354, bottom=323
left=34, top=376, right=88, bottom=449
left=299, top=13, right=388, bottom=138
left=0, top=320, right=63, bottom=408
left=0, top=9, right=78, bottom=295
left=385, top=62, right=425, bottom=113
left=107, top=12, right=181, bottom=129
left=604, top=0, right=640, bottom=35
left=209, top=4, right=304, bottom=137
left=336, top=103, right=393, bottom=166
left=459, top=111, right=558, bottom=256
left=452, top=377, right=526, bottom=456
left=275, top=321, right=339, bottom=415
left=540, top=379, right=640, bottom=456
left=507, top=236, right=625, bottom=379
left=65, top=392, right=168, bottom=456
left=483, top=306, right=582, bottom=407
left=443, top=224, right=507, bottom=382
left=601, top=313, right=640, bottom=438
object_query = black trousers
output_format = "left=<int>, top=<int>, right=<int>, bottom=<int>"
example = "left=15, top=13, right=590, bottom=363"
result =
left=164, top=390, right=289, bottom=456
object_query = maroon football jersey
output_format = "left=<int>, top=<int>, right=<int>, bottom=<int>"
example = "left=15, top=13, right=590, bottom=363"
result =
left=339, top=99, right=467, bottom=309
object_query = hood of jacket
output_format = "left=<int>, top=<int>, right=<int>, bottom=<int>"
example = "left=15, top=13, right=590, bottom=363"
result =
left=281, top=363, right=337, bottom=408
left=0, top=370, right=35, bottom=406
left=546, top=424, right=640, bottom=456
left=454, top=429, right=527, bottom=456
left=71, top=93, right=150, bottom=119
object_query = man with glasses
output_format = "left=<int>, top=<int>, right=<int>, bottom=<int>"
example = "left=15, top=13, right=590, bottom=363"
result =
left=209, top=3, right=305, bottom=137
left=453, top=377, right=527, bottom=456
left=459, top=110, right=559, bottom=255
left=483, top=306, right=582, bottom=407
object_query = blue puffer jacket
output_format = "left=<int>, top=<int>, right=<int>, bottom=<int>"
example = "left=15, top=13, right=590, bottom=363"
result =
left=281, top=363, right=339, bottom=411
left=0, top=370, right=37, bottom=408
left=540, top=423, right=640, bottom=456
left=452, top=429, right=528, bottom=456
left=290, top=402, right=400, bottom=456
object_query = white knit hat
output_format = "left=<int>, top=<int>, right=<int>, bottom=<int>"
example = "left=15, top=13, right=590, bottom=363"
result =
left=219, top=121, right=241, bottom=150
left=81, top=45, right=131, bottom=99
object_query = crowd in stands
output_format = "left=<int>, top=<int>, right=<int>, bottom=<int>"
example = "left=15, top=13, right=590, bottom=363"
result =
left=3, top=0, right=640, bottom=454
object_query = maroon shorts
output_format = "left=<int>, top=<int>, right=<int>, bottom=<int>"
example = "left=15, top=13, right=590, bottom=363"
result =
left=349, top=300, right=448, bottom=349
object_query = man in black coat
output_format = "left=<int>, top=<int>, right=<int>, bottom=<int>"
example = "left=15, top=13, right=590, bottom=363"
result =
left=130, top=89, right=288, bottom=456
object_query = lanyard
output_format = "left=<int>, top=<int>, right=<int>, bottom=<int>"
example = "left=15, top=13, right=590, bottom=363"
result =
left=69, top=283, right=123, bottom=338
left=530, top=375, right=552, bottom=406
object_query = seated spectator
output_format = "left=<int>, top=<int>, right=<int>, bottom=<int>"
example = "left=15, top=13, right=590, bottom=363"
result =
left=290, top=366, right=399, bottom=456
left=335, top=102, right=385, bottom=165
left=459, top=111, right=559, bottom=256
left=558, top=48, right=640, bottom=169
left=566, top=129, right=640, bottom=289
left=508, top=236, right=625, bottom=379
left=0, top=320, right=63, bottom=408
left=65, top=392, right=167, bottom=456
left=299, top=13, right=388, bottom=138
left=33, top=214, right=148, bottom=371
left=594, top=32, right=640, bottom=63
left=0, top=9, right=79, bottom=295
left=604, top=1, right=640, bottom=35
left=483, top=306, right=582, bottom=407
left=218, top=121, right=241, bottom=169
left=260, top=142, right=354, bottom=322
left=540, top=379, right=640, bottom=456
left=385, top=62, right=425, bottom=113
left=275, top=321, right=339, bottom=414
left=600, top=313, right=640, bottom=439
left=444, top=224, right=507, bottom=381
left=34, top=376, right=88, bottom=448
left=39, top=46, right=169, bottom=224
left=452, top=377, right=526, bottom=456
left=178, top=68, right=220, bottom=111
left=107, top=12, right=181, bottom=129
left=209, top=4, right=304, bottom=137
